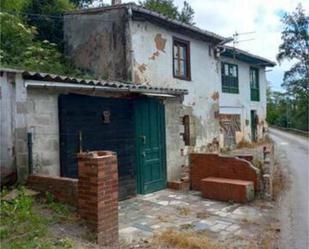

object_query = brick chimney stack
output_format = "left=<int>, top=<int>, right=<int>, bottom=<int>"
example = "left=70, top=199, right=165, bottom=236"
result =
left=112, top=0, right=122, bottom=5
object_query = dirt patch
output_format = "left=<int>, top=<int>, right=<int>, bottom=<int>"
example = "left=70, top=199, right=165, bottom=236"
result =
left=154, top=229, right=223, bottom=249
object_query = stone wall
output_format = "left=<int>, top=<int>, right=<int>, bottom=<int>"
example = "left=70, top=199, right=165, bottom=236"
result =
left=27, top=89, right=60, bottom=176
left=190, top=153, right=260, bottom=191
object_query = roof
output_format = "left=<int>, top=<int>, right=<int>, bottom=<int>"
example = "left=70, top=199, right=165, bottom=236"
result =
left=65, top=3, right=226, bottom=44
left=0, top=68, right=188, bottom=95
left=221, top=46, right=276, bottom=67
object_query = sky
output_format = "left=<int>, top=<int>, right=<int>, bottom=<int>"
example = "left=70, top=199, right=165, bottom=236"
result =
left=101, top=0, right=308, bottom=91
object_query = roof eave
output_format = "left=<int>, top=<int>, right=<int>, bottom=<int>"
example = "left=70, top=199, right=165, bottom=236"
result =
left=0, top=68, right=188, bottom=95
left=222, top=48, right=276, bottom=67
left=130, top=6, right=225, bottom=43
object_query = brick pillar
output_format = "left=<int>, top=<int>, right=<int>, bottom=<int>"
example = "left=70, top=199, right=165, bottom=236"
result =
left=77, top=151, right=118, bottom=246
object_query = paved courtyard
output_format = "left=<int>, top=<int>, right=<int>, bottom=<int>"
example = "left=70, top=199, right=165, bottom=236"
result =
left=119, top=189, right=278, bottom=246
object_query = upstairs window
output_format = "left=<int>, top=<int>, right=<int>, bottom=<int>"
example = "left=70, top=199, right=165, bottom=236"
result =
left=173, top=38, right=191, bottom=80
left=221, top=62, right=239, bottom=93
left=250, top=67, right=260, bottom=101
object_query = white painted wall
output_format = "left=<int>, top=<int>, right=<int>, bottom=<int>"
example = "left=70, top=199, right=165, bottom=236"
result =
left=130, top=20, right=222, bottom=150
left=130, top=20, right=224, bottom=180
left=219, top=57, right=267, bottom=142
left=129, top=20, right=268, bottom=181
left=0, top=73, right=15, bottom=180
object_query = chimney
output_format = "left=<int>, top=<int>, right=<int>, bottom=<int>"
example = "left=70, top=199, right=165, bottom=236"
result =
left=112, top=0, right=122, bottom=5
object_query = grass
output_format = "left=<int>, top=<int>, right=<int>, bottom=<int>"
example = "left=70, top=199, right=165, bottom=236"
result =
left=272, top=159, right=289, bottom=200
left=154, top=229, right=223, bottom=249
left=0, top=187, right=75, bottom=249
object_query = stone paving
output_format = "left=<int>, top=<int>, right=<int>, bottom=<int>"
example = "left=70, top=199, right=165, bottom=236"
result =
left=119, top=189, right=277, bottom=244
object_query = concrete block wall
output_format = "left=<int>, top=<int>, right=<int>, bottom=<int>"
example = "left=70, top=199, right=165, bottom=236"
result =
left=1, top=72, right=29, bottom=183
left=27, top=89, right=60, bottom=176
left=1, top=72, right=16, bottom=184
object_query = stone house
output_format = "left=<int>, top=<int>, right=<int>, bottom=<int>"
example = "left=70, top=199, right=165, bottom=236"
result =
left=64, top=3, right=275, bottom=181
left=0, top=2, right=275, bottom=197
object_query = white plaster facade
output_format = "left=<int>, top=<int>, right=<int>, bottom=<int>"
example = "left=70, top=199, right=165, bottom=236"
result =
left=219, top=57, right=268, bottom=143
left=130, top=20, right=221, bottom=148
left=129, top=19, right=269, bottom=158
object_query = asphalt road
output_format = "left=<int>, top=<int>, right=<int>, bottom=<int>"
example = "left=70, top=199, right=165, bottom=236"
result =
left=269, top=128, right=309, bottom=249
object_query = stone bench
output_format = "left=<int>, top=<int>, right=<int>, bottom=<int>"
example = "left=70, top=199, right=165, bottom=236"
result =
left=201, top=177, right=255, bottom=203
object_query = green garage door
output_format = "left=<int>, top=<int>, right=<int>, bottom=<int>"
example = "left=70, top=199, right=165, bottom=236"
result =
left=134, top=98, right=167, bottom=194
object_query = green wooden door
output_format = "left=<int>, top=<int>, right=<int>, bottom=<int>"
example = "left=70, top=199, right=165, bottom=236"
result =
left=134, top=98, right=166, bottom=194
left=251, top=110, right=257, bottom=142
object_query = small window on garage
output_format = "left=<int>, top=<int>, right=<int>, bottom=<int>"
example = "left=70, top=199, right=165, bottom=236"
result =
left=250, top=67, right=260, bottom=101
left=173, top=38, right=191, bottom=81
left=221, top=62, right=239, bottom=94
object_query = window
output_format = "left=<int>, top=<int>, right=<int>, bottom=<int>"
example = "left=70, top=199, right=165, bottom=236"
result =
left=221, top=62, right=239, bottom=93
left=173, top=38, right=191, bottom=80
left=250, top=67, right=259, bottom=101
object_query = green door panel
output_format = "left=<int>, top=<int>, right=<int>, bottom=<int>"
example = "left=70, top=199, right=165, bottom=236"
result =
left=134, top=98, right=167, bottom=194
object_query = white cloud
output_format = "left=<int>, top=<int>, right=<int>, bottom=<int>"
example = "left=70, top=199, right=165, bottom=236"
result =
left=118, top=0, right=309, bottom=91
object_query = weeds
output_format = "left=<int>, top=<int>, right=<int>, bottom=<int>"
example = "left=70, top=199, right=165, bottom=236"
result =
left=154, top=229, right=223, bottom=249
left=0, top=188, right=74, bottom=249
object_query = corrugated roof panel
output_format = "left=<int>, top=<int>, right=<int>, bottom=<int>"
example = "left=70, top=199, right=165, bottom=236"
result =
left=0, top=68, right=188, bottom=95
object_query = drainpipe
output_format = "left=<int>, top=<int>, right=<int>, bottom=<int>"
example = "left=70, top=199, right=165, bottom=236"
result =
left=27, top=132, right=33, bottom=175
left=127, top=5, right=134, bottom=83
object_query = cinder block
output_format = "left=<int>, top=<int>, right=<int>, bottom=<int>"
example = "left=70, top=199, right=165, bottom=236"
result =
left=201, top=177, right=254, bottom=203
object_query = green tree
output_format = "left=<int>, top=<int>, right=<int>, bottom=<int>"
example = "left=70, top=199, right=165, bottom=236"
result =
left=274, top=3, right=309, bottom=131
left=0, top=12, right=82, bottom=76
left=178, top=1, right=195, bottom=25
left=23, top=0, right=75, bottom=51
left=139, top=0, right=195, bottom=25
left=277, top=3, right=309, bottom=97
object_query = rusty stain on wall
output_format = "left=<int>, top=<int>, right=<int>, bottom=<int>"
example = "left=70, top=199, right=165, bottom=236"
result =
left=211, top=91, right=219, bottom=101
left=149, top=34, right=167, bottom=60
left=134, top=71, right=142, bottom=84
left=149, top=51, right=159, bottom=60
left=138, top=63, right=147, bottom=73
left=219, top=114, right=241, bottom=147
left=154, top=33, right=166, bottom=52
left=206, top=137, right=220, bottom=152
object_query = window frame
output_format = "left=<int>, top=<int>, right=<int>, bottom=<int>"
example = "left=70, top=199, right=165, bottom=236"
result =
left=221, top=62, right=239, bottom=94
left=172, top=37, right=191, bottom=81
left=250, top=67, right=260, bottom=101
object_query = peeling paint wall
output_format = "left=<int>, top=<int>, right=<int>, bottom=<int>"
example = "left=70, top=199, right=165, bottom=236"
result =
left=163, top=97, right=186, bottom=181
left=219, top=57, right=267, bottom=142
left=130, top=21, right=222, bottom=155
left=64, top=9, right=131, bottom=81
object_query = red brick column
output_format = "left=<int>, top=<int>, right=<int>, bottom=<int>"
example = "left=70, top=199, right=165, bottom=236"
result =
left=77, top=151, right=118, bottom=246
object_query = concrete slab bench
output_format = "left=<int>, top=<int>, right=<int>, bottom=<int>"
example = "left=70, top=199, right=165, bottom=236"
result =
left=201, top=177, right=255, bottom=203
